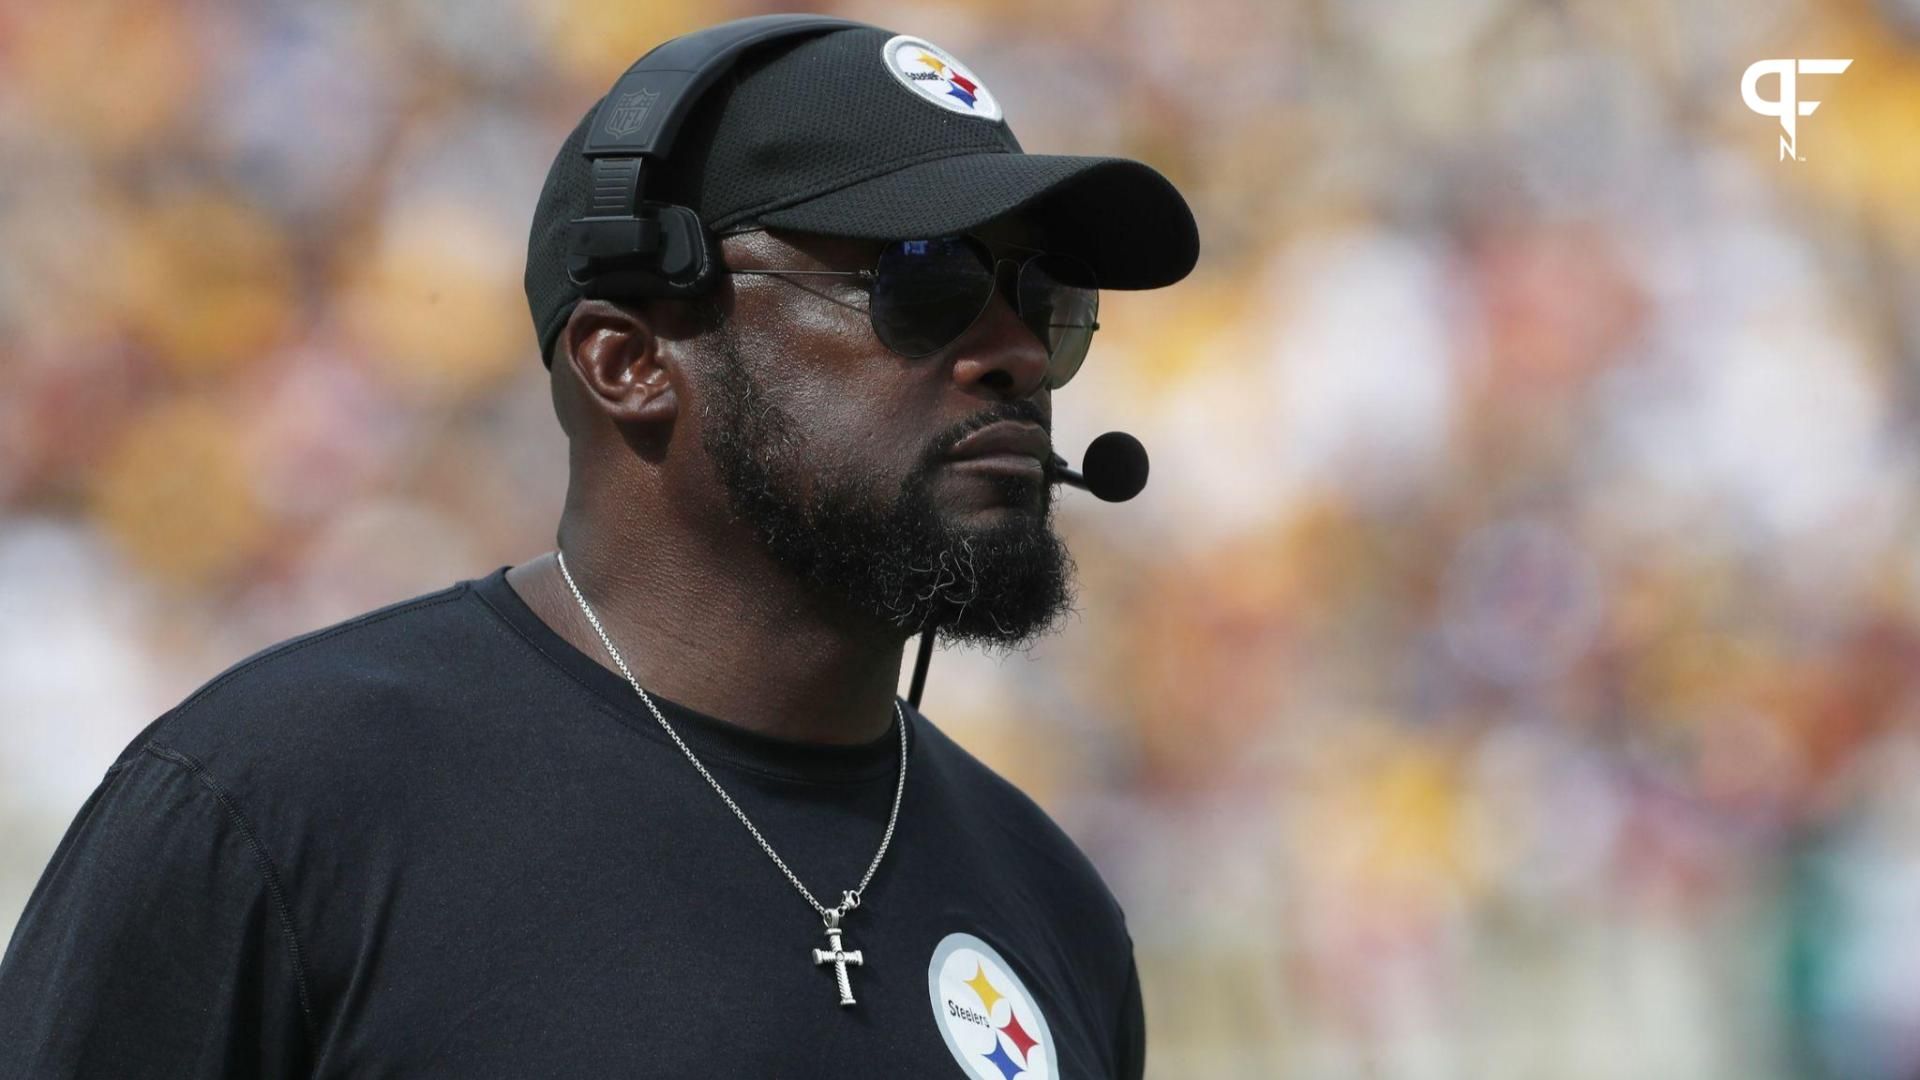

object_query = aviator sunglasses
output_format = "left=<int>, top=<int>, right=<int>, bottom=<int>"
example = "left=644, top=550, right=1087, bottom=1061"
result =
left=727, top=234, right=1101, bottom=389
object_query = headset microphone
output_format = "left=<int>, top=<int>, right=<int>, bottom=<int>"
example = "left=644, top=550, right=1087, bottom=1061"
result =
left=908, top=430, right=1149, bottom=708
left=1048, top=431, right=1150, bottom=502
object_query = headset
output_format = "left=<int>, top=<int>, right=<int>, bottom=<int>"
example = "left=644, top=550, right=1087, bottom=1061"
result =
left=562, top=14, right=865, bottom=303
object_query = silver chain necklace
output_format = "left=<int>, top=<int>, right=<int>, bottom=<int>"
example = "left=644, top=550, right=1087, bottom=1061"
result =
left=554, top=549, right=907, bottom=1007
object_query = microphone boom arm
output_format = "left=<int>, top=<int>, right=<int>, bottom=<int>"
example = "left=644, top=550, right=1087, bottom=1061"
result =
left=910, top=439, right=1144, bottom=708
left=1048, top=452, right=1089, bottom=492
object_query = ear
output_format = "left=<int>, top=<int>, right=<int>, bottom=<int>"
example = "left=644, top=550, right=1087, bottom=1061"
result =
left=560, top=299, right=681, bottom=428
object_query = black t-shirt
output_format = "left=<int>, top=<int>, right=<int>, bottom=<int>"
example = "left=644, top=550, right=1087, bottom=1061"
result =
left=0, top=568, right=1145, bottom=1078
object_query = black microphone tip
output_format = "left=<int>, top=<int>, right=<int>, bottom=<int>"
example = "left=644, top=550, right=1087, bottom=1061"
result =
left=1082, top=431, right=1149, bottom=502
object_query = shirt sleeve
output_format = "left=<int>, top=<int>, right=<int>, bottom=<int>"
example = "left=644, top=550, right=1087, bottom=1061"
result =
left=1115, top=944, right=1147, bottom=1080
left=0, top=745, right=315, bottom=1078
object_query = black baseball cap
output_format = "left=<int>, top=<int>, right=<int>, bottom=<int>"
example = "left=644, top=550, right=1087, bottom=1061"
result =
left=525, top=22, right=1200, bottom=368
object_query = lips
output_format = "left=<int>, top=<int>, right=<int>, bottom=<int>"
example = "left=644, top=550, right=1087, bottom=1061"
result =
left=945, top=421, right=1051, bottom=466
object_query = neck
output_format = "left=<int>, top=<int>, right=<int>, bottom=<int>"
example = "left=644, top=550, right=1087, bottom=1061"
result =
left=507, top=509, right=909, bottom=747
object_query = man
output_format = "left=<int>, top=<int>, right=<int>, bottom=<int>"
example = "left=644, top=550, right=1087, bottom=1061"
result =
left=0, top=17, right=1196, bottom=1078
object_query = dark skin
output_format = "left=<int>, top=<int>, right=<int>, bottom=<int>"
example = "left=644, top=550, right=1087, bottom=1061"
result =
left=505, top=215, right=1054, bottom=745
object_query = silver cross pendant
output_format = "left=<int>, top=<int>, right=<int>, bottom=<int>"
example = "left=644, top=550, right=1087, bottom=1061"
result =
left=811, top=911, right=865, bottom=1006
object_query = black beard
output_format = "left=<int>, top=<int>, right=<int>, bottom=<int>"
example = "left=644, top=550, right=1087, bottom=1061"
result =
left=695, top=330, right=1075, bottom=650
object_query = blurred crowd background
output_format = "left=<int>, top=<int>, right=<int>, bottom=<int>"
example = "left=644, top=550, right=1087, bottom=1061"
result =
left=4, top=0, right=1920, bottom=1075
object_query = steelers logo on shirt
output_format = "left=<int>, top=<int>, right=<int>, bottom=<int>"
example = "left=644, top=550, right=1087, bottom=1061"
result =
left=928, top=932, right=1057, bottom=1080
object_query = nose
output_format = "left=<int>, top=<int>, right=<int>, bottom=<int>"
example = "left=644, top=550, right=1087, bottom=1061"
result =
left=948, top=270, right=1050, bottom=402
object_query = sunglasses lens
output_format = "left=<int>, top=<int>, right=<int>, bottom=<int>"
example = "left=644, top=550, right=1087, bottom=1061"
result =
left=870, top=238, right=995, bottom=358
left=1019, top=254, right=1099, bottom=389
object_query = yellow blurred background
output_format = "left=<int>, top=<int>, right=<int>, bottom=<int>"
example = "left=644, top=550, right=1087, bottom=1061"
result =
left=4, top=0, right=1920, bottom=1075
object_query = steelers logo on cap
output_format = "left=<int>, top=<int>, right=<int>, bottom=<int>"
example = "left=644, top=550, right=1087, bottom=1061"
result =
left=882, top=34, right=1003, bottom=122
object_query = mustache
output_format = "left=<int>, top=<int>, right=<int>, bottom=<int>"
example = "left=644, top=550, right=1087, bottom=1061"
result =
left=927, top=399, right=1051, bottom=463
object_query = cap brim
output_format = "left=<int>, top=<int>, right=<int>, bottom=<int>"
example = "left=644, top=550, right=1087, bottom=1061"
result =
left=749, top=153, right=1199, bottom=290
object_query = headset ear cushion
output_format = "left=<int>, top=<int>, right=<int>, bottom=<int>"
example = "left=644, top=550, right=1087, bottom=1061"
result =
left=566, top=202, right=718, bottom=300
left=653, top=204, right=716, bottom=291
